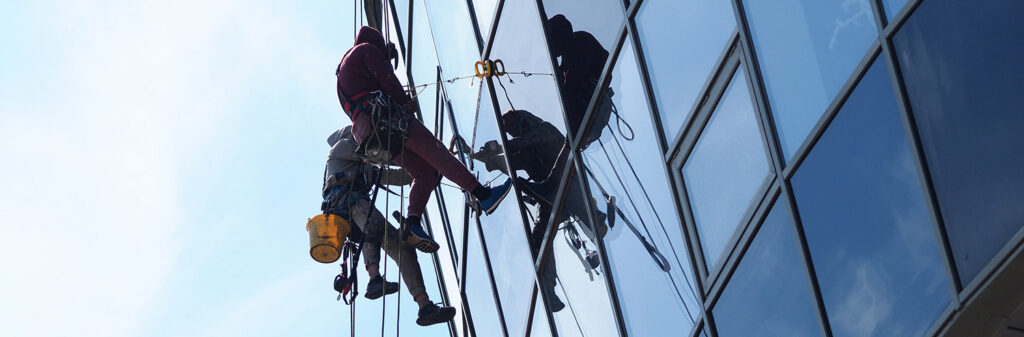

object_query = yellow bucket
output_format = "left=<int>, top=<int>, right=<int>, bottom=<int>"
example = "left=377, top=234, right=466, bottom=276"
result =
left=306, top=214, right=351, bottom=263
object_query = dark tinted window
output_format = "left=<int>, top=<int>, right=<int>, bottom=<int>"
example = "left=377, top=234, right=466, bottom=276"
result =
left=894, top=0, right=1024, bottom=285
left=792, top=59, right=951, bottom=337
left=713, top=200, right=822, bottom=337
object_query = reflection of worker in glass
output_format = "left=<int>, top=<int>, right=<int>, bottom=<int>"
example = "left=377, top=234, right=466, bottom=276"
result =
left=521, top=14, right=613, bottom=201
left=474, top=110, right=609, bottom=312
left=323, top=126, right=456, bottom=326
left=336, top=26, right=512, bottom=239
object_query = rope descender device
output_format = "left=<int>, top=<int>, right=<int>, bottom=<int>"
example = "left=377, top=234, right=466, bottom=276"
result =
left=474, top=59, right=507, bottom=78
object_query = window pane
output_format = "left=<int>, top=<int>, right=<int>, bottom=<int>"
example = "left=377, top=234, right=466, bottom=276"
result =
left=471, top=82, right=537, bottom=337
left=529, top=294, right=553, bottom=337
left=539, top=0, right=623, bottom=51
left=464, top=208, right=508, bottom=336
left=742, top=0, right=878, bottom=159
left=539, top=1, right=618, bottom=138
left=518, top=161, right=618, bottom=337
left=473, top=0, right=498, bottom=37
left=713, top=200, right=822, bottom=337
left=636, top=0, right=735, bottom=142
left=490, top=0, right=566, bottom=134
left=880, top=0, right=908, bottom=20
left=424, top=0, right=482, bottom=139
left=581, top=41, right=701, bottom=336
left=683, top=68, right=772, bottom=270
left=894, top=0, right=1024, bottom=286
left=792, top=59, right=951, bottom=337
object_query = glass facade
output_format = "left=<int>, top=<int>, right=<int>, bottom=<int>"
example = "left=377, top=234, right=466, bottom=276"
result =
left=892, top=0, right=1024, bottom=286
left=345, top=0, right=1024, bottom=336
left=791, top=58, right=950, bottom=337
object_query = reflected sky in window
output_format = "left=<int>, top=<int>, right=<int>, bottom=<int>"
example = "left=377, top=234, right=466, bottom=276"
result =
left=423, top=0, right=483, bottom=139
left=636, top=0, right=736, bottom=143
left=880, top=0, right=908, bottom=20
left=471, top=82, right=537, bottom=337
left=742, top=0, right=877, bottom=160
left=581, top=40, right=702, bottom=336
left=464, top=204, right=509, bottom=336
left=490, top=0, right=568, bottom=135
left=894, top=0, right=1024, bottom=286
left=472, top=0, right=498, bottom=38
left=792, top=59, right=950, bottom=337
left=683, top=67, right=772, bottom=271
left=713, top=199, right=821, bottom=337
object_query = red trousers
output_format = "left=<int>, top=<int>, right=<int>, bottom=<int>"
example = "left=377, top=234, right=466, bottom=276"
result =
left=353, top=113, right=481, bottom=217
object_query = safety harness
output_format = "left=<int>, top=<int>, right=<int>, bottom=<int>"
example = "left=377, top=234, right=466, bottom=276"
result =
left=322, top=168, right=371, bottom=305
left=335, top=241, right=362, bottom=304
left=335, top=82, right=410, bottom=165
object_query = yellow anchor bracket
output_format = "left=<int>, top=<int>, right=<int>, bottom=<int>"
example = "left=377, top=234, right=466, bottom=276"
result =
left=474, top=59, right=507, bottom=78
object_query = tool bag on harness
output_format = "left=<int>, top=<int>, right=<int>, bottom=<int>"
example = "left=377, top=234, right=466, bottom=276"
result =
left=336, top=74, right=409, bottom=165
left=357, top=92, right=409, bottom=164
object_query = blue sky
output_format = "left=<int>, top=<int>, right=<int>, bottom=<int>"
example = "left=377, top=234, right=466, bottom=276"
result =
left=0, top=0, right=430, bottom=336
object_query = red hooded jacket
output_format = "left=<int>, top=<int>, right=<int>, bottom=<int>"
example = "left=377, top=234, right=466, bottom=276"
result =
left=336, top=26, right=411, bottom=116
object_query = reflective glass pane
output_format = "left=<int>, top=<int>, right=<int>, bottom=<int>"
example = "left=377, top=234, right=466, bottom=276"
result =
left=792, top=59, right=951, bottom=337
left=742, top=0, right=878, bottom=159
left=683, top=68, right=772, bottom=270
left=713, top=200, right=822, bottom=337
left=473, top=0, right=498, bottom=38
left=424, top=0, right=482, bottom=139
left=894, top=0, right=1024, bottom=286
left=880, top=0, right=908, bottom=20
left=581, top=41, right=702, bottom=336
left=538, top=168, right=618, bottom=337
left=636, top=0, right=736, bottom=142
left=539, top=0, right=623, bottom=51
left=464, top=209, right=507, bottom=336
left=470, top=81, right=536, bottom=337
left=529, top=293, right=553, bottom=337
left=540, top=1, right=619, bottom=135
left=490, top=0, right=566, bottom=134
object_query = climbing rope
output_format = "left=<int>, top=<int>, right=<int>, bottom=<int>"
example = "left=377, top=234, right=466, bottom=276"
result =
left=582, top=126, right=703, bottom=320
left=556, top=280, right=586, bottom=337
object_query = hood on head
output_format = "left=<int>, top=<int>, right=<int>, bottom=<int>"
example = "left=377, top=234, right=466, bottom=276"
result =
left=501, top=109, right=542, bottom=137
left=355, top=26, right=386, bottom=51
left=546, top=15, right=573, bottom=55
left=328, top=126, right=353, bottom=146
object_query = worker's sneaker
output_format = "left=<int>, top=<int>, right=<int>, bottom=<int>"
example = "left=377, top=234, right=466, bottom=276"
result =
left=477, top=178, right=513, bottom=215
left=364, top=276, right=399, bottom=300
left=416, top=303, right=457, bottom=326
left=403, top=221, right=440, bottom=253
